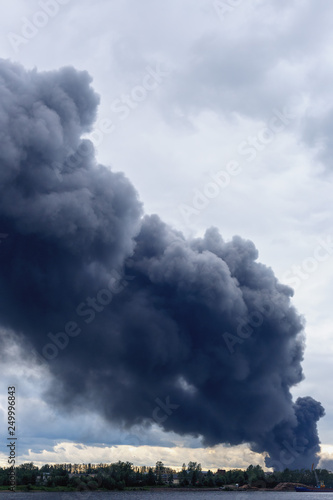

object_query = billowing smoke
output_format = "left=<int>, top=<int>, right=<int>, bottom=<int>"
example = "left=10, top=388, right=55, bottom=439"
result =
left=0, top=59, right=324, bottom=470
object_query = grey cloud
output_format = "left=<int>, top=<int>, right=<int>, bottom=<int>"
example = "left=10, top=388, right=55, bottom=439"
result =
left=0, top=59, right=324, bottom=470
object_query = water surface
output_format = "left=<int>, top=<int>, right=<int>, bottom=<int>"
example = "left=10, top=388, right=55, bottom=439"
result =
left=0, top=491, right=332, bottom=500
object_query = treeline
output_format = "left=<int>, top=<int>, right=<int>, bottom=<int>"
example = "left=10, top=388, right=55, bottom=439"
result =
left=0, top=461, right=332, bottom=491
left=178, top=464, right=333, bottom=489
left=213, top=466, right=333, bottom=489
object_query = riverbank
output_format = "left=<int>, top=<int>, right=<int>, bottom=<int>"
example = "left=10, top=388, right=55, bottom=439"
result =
left=0, top=482, right=310, bottom=493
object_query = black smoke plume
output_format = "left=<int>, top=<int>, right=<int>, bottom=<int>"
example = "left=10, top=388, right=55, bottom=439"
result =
left=0, top=59, right=324, bottom=469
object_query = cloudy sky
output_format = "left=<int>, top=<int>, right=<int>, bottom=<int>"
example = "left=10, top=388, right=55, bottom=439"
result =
left=1, top=0, right=333, bottom=471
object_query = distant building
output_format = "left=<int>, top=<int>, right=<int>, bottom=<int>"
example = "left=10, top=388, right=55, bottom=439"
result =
left=36, top=472, right=51, bottom=485
left=216, top=469, right=226, bottom=475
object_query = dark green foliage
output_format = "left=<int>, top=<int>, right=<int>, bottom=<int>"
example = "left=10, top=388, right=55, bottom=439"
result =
left=146, top=468, right=156, bottom=485
left=2, top=461, right=333, bottom=491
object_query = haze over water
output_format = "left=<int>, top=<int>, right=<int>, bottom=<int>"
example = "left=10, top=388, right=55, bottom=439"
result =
left=0, top=492, right=332, bottom=500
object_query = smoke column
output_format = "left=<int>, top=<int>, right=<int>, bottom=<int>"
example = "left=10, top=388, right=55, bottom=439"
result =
left=0, top=59, right=324, bottom=469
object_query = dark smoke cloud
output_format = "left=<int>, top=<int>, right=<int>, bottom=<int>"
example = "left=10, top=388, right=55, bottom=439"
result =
left=0, top=59, right=324, bottom=469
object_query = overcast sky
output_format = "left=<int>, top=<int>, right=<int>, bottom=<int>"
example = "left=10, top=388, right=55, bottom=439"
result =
left=1, top=0, right=333, bottom=471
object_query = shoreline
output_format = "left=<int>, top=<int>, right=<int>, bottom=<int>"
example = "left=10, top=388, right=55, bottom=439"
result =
left=0, top=481, right=311, bottom=493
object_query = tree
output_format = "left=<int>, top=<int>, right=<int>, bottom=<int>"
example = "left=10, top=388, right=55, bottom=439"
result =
left=246, top=464, right=265, bottom=486
left=280, top=468, right=292, bottom=483
left=204, top=470, right=215, bottom=487
left=215, top=471, right=227, bottom=487
left=187, top=462, right=202, bottom=486
left=178, top=463, right=189, bottom=486
left=155, top=460, right=165, bottom=484
left=146, top=468, right=156, bottom=486
left=40, top=464, right=51, bottom=473
left=16, top=463, right=38, bottom=486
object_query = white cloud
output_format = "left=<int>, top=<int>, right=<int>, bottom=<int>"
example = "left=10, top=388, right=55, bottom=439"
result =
left=1, top=440, right=266, bottom=471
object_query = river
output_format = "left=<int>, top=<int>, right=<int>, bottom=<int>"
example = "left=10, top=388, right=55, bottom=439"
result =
left=0, top=491, right=333, bottom=500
